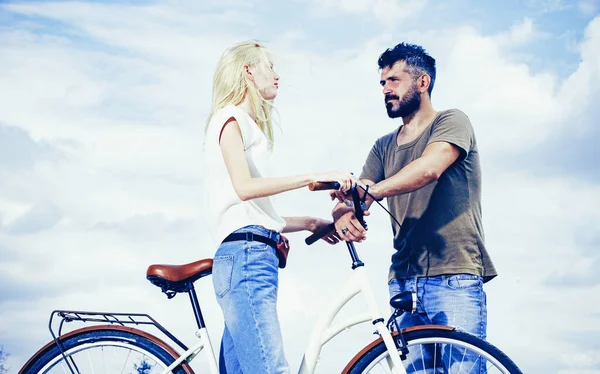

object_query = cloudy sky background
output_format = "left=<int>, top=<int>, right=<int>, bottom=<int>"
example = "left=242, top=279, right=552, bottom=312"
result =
left=1, top=0, right=599, bottom=373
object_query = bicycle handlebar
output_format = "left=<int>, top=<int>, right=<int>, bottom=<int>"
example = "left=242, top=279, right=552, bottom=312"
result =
left=308, top=181, right=340, bottom=191
left=304, top=182, right=366, bottom=245
left=305, top=223, right=336, bottom=245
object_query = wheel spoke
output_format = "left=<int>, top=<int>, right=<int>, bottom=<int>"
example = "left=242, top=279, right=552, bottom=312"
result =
left=102, top=346, right=106, bottom=374
left=349, top=330, right=521, bottom=374
left=35, top=337, right=174, bottom=373
left=120, top=349, right=132, bottom=374
left=459, top=344, right=467, bottom=373
left=87, top=348, right=95, bottom=374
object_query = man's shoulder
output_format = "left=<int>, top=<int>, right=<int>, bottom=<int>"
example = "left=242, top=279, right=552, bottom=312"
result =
left=436, top=108, right=471, bottom=122
left=432, top=108, right=474, bottom=135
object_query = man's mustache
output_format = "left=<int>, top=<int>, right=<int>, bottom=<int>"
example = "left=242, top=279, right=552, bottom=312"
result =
left=385, top=94, right=399, bottom=102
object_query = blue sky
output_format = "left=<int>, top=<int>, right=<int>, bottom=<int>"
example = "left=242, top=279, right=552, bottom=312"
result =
left=1, top=0, right=599, bottom=373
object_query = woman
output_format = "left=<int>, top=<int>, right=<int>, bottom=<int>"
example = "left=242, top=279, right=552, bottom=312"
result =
left=203, top=41, right=353, bottom=373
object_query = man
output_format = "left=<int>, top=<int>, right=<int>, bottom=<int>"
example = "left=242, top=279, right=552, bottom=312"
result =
left=332, top=42, right=497, bottom=350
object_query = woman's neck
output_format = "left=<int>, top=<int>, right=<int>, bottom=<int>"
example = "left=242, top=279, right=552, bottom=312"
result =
left=238, top=97, right=255, bottom=121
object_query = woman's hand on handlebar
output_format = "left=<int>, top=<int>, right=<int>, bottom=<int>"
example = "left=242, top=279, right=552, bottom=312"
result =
left=313, top=172, right=355, bottom=193
left=329, top=178, right=369, bottom=203
left=309, top=217, right=341, bottom=245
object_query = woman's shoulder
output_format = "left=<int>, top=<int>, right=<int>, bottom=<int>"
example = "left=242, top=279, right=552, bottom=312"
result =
left=209, top=105, right=245, bottom=129
left=212, top=104, right=236, bottom=119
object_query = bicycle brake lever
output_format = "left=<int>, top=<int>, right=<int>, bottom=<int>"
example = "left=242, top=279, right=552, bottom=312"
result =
left=351, top=187, right=367, bottom=230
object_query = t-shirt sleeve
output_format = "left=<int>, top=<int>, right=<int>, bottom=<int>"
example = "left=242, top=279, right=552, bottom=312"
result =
left=214, top=107, right=251, bottom=149
left=359, top=139, right=385, bottom=183
left=427, top=109, right=474, bottom=160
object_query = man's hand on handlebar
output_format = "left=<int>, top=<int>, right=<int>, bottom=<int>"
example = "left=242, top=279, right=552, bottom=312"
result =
left=304, top=178, right=371, bottom=245
left=332, top=202, right=369, bottom=243
left=330, top=189, right=347, bottom=203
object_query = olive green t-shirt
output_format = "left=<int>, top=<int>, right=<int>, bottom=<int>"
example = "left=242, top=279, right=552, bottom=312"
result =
left=360, top=109, right=497, bottom=282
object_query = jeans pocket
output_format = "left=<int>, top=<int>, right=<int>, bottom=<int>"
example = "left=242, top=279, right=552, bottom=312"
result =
left=246, top=241, right=271, bottom=252
left=213, top=255, right=234, bottom=298
left=446, top=274, right=482, bottom=290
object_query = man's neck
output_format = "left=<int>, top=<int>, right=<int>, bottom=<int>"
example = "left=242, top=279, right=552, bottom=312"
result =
left=401, top=102, right=437, bottom=132
left=396, top=102, right=437, bottom=146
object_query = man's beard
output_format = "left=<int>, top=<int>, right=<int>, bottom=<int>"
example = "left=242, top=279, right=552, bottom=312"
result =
left=385, top=85, right=421, bottom=118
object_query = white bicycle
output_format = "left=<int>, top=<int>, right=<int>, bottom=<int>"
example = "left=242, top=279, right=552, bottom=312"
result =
left=19, top=183, right=522, bottom=374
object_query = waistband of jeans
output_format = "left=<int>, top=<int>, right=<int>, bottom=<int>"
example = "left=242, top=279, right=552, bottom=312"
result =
left=395, top=274, right=482, bottom=283
left=230, top=225, right=280, bottom=243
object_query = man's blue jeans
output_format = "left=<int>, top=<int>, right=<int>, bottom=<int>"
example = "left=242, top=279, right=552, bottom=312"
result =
left=212, top=225, right=289, bottom=374
left=389, top=274, right=488, bottom=373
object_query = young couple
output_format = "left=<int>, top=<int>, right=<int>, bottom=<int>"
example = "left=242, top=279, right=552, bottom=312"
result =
left=204, top=40, right=496, bottom=374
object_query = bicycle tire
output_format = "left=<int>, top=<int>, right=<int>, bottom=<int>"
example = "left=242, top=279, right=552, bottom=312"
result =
left=19, top=325, right=193, bottom=374
left=344, top=326, right=522, bottom=374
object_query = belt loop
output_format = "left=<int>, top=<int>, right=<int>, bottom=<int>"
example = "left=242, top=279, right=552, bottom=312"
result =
left=246, top=232, right=254, bottom=242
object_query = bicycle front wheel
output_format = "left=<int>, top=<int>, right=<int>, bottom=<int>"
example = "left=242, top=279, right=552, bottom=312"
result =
left=344, top=326, right=522, bottom=374
left=20, top=325, right=192, bottom=374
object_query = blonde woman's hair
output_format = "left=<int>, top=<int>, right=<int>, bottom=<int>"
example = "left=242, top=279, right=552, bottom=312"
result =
left=206, top=40, right=276, bottom=148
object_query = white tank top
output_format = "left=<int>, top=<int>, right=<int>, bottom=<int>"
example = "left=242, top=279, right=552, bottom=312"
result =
left=203, top=104, right=286, bottom=247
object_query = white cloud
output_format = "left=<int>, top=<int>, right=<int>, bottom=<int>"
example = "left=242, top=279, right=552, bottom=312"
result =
left=1, top=2, right=600, bottom=373
left=528, top=0, right=570, bottom=13
left=7, top=200, right=63, bottom=234
left=494, top=17, right=547, bottom=46
left=303, top=0, right=427, bottom=29
left=578, top=0, right=600, bottom=15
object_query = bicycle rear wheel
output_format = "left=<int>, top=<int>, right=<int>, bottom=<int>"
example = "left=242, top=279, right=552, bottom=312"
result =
left=20, top=325, right=192, bottom=374
left=344, top=327, right=522, bottom=374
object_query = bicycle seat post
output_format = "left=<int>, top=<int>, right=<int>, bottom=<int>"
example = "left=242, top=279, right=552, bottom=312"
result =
left=186, top=280, right=206, bottom=329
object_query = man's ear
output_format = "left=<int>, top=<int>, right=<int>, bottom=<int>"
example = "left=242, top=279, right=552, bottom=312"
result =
left=419, top=74, right=431, bottom=93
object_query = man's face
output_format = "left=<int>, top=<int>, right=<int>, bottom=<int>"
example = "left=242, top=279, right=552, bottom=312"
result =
left=380, top=61, right=421, bottom=119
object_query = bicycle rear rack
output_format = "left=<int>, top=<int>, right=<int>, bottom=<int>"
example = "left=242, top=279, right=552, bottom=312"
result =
left=48, top=310, right=187, bottom=373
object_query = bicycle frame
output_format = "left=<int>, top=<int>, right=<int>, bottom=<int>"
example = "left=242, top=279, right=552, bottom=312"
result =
left=159, top=327, right=218, bottom=374
left=160, top=245, right=404, bottom=374
left=299, top=260, right=404, bottom=374
left=40, top=259, right=405, bottom=374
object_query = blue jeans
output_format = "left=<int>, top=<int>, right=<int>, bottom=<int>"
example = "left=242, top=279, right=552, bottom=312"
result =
left=389, top=274, right=487, bottom=373
left=212, top=225, right=289, bottom=374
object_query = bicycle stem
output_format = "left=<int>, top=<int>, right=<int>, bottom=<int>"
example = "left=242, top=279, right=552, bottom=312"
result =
left=346, top=241, right=364, bottom=269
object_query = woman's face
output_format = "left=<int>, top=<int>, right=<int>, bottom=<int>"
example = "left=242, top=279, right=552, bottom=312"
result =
left=249, top=58, right=279, bottom=100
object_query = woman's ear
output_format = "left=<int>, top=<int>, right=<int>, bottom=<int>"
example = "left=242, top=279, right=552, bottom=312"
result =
left=244, top=64, right=253, bottom=80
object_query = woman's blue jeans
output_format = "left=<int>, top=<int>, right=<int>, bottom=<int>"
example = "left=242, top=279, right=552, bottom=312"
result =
left=212, top=225, right=289, bottom=374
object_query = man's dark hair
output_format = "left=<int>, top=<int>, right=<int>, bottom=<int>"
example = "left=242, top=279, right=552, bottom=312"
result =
left=378, top=42, right=436, bottom=96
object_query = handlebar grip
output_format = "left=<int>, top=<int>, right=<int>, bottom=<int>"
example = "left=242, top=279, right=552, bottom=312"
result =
left=305, top=223, right=335, bottom=245
left=308, top=181, right=341, bottom=191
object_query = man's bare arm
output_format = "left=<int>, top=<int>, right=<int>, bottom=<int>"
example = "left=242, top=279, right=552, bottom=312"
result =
left=369, top=141, right=461, bottom=200
left=332, top=142, right=460, bottom=242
